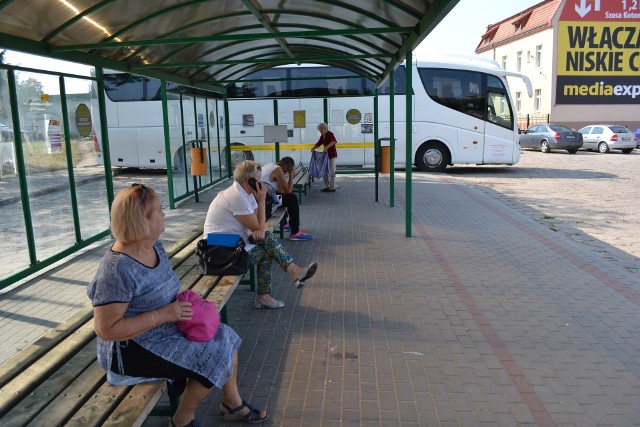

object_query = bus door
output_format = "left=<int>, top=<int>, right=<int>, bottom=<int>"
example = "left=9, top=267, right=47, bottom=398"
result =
left=455, top=113, right=485, bottom=163
left=483, top=90, right=517, bottom=164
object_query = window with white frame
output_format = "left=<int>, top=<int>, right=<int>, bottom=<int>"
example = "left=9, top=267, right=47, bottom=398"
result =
left=516, top=92, right=522, bottom=112
left=517, top=51, right=522, bottom=72
left=502, top=56, right=507, bottom=70
left=534, top=89, right=542, bottom=111
left=535, top=45, right=542, bottom=68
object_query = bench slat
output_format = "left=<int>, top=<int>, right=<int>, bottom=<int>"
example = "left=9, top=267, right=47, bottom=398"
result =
left=102, top=381, right=167, bottom=427
left=174, top=255, right=199, bottom=283
left=169, top=233, right=202, bottom=270
left=29, top=360, right=106, bottom=427
left=63, top=380, right=133, bottom=427
left=207, top=275, right=242, bottom=310
left=191, top=274, right=220, bottom=297
left=5, top=344, right=98, bottom=426
left=266, top=207, right=286, bottom=231
left=0, top=306, right=93, bottom=389
left=166, top=228, right=203, bottom=261
left=0, top=321, right=96, bottom=417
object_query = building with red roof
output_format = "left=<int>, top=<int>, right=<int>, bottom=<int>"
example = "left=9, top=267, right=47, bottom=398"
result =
left=476, top=0, right=639, bottom=131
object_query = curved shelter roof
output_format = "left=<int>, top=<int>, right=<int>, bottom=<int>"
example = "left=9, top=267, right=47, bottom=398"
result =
left=0, top=0, right=458, bottom=92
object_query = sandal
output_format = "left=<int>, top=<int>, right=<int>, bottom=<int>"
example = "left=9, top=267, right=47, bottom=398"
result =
left=292, top=262, right=318, bottom=288
left=220, top=400, right=268, bottom=424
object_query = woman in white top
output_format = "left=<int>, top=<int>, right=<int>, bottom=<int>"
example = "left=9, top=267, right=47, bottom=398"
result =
left=204, top=161, right=317, bottom=309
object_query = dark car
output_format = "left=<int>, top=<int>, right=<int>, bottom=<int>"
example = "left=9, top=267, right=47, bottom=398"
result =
left=518, top=124, right=583, bottom=154
left=633, top=128, right=640, bottom=148
left=0, top=123, right=13, bottom=141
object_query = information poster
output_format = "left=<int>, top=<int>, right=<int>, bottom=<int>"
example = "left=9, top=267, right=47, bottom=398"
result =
left=293, top=110, right=306, bottom=128
left=46, top=119, right=62, bottom=154
left=556, top=0, right=640, bottom=104
left=242, top=114, right=254, bottom=126
left=75, top=103, right=92, bottom=138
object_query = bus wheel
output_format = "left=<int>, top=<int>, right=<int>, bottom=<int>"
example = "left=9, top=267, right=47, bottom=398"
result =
left=223, top=143, right=254, bottom=168
left=415, top=142, right=450, bottom=172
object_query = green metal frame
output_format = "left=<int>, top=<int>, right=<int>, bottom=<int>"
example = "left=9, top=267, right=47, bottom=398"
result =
left=0, top=0, right=460, bottom=288
left=0, top=66, right=117, bottom=290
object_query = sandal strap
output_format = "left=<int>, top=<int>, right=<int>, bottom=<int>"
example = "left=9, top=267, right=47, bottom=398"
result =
left=220, top=400, right=266, bottom=423
left=240, top=400, right=265, bottom=422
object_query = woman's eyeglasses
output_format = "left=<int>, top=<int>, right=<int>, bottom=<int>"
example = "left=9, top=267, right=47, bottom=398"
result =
left=131, top=183, right=148, bottom=203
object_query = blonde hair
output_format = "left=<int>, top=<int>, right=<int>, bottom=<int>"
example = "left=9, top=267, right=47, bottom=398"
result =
left=233, top=160, right=261, bottom=184
left=110, top=185, right=158, bottom=243
left=317, top=122, right=328, bottom=131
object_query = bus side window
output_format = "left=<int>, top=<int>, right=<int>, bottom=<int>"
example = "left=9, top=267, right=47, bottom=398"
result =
left=486, top=91, right=513, bottom=129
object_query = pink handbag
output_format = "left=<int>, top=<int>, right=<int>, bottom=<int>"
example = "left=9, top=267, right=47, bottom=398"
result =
left=176, top=290, right=220, bottom=342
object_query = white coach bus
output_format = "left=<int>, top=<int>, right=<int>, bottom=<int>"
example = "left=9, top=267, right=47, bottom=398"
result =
left=93, top=55, right=531, bottom=172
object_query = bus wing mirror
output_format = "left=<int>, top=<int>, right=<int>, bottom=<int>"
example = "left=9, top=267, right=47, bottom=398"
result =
left=504, top=71, right=533, bottom=98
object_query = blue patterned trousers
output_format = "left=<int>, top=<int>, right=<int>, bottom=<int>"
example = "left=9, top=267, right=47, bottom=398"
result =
left=248, top=232, right=294, bottom=295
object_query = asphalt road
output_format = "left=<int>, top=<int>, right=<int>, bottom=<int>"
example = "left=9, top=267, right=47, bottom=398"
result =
left=444, top=147, right=640, bottom=275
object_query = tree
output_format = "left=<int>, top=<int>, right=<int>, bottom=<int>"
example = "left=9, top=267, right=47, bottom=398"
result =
left=17, top=77, right=44, bottom=104
left=0, top=50, right=8, bottom=122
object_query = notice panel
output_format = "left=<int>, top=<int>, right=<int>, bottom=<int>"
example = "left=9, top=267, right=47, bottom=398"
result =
left=556, top=0, right=640, bottom=104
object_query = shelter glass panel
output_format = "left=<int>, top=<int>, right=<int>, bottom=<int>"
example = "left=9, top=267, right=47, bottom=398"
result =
left=0, top=69, right=29, bottom=280
left=171, top=94, right=196, bottom=199
left=16, top=71, right=75, bottom=259
left=207, top=99, right=222, bottom=180
left=194, top=97, right=211, bottom=186
left=64, top=76, right=110, bottom=239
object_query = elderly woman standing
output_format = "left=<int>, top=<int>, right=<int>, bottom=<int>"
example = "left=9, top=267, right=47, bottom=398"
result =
left=87, top=184, right=267, bottom=426
left=312, top=122, right=338, bottom=192
left=204, top=160, right=317, bottom=309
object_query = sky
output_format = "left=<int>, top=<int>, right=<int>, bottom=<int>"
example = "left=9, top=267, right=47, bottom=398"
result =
left=3, top=0, right=542, bottom=93
left=415, top=0, right=542, bottom=58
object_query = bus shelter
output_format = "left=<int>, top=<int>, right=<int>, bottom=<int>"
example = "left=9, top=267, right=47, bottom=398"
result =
left=0, top=0, right=459, bottom=288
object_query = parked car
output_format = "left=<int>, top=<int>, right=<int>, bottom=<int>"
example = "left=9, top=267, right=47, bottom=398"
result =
left=0, top=123, right=13, bottom=141
left=633, top=128, right=640, bottom=148
left=518, top=124, right=583, bottom=153
left=578, top=125, right=637, bottom=154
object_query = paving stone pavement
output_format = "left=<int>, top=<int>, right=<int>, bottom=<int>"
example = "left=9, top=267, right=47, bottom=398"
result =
left=2, top=171, right=640, bottom=426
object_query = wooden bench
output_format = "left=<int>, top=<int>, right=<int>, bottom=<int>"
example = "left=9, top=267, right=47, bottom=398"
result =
left=292, top=163, right=312, bottom=204
left=0, top=228, right=230, bottom=427
left=0, top=207, right=288, bottom=426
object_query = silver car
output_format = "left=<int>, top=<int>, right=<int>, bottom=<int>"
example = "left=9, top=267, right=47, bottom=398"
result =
left=578, top=125, right=637, bottom=154
left=519, top=124, right=583, bottom=154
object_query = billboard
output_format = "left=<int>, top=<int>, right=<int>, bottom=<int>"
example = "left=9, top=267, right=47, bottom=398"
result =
left=556, top=0, right=640, bottom=104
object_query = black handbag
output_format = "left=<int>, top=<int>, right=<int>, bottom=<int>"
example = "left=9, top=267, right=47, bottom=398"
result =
left=195, top=237, right=250, bottom=276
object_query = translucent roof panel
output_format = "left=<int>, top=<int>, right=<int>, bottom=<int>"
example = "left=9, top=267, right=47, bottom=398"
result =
left=0, top=0, right=459, bottom=90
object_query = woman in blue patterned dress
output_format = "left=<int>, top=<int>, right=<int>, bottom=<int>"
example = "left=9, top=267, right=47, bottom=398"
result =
left=88, top=184, right=267, bottom=426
